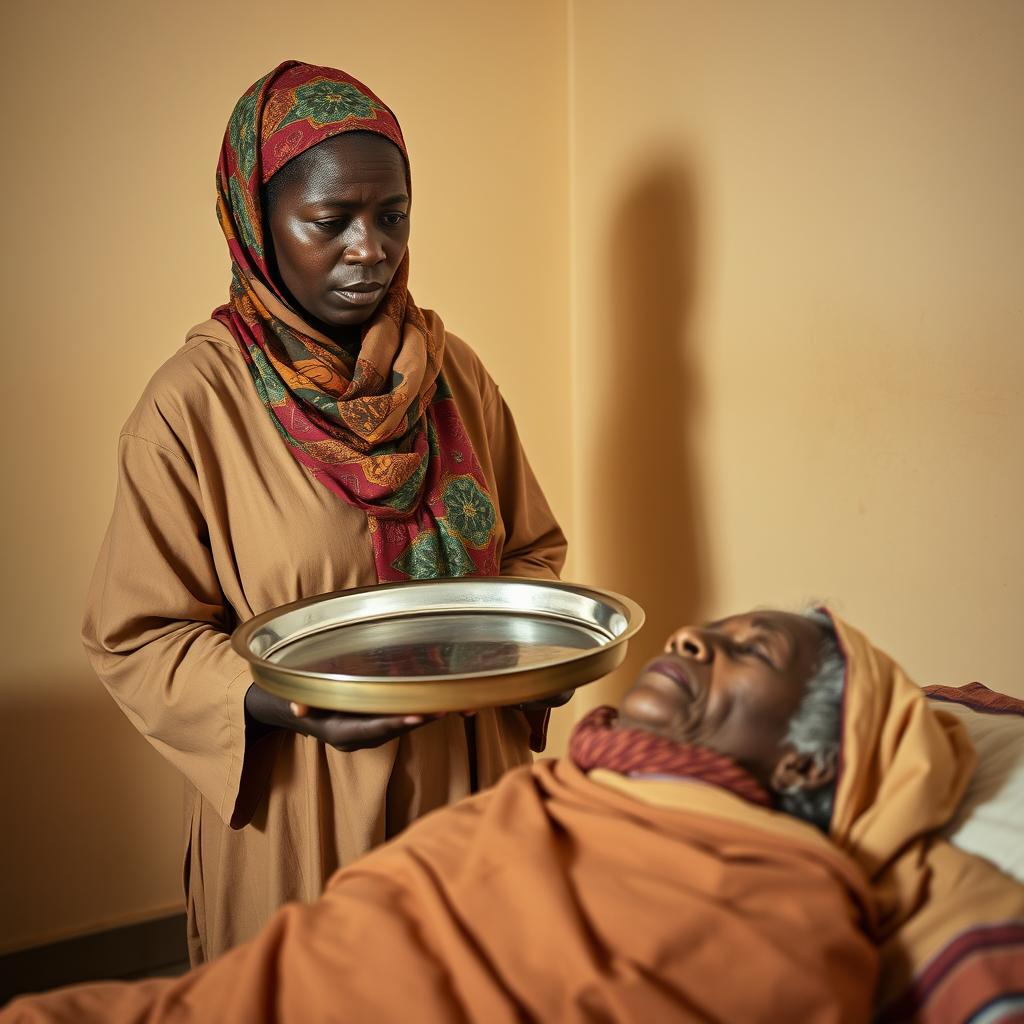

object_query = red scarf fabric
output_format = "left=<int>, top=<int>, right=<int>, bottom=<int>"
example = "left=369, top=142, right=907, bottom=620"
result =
left=569, top=706, right=773, bottom=808
left=212, top=60, right=500, bottom=582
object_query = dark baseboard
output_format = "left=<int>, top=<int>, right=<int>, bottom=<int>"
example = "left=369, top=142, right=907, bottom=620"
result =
left=0, top=912, right=188, bottom=1006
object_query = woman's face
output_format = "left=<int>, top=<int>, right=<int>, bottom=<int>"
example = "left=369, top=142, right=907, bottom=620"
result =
left=265, top=132, right=410, bottom=331
left=617, top=611, right=826, bottom=784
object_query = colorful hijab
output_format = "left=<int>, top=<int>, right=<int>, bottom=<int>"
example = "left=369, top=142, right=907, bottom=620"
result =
left=212, top=60, right=500, bottom=582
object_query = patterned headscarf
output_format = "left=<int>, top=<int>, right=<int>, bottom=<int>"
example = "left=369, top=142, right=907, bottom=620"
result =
left=212, top=61, right=500, bottom=582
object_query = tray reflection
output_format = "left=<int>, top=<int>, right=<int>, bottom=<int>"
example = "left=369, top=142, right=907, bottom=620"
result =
left=269, top=612, right=607, bottom=678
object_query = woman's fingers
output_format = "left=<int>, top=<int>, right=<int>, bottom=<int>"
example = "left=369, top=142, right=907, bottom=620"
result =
left=327, top=713, right=432, bottom=751
left=288, top=709, right=444, bottom=752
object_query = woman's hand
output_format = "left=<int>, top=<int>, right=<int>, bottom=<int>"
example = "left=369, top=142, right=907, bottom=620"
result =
left=244, top=683, right=437, bottom=752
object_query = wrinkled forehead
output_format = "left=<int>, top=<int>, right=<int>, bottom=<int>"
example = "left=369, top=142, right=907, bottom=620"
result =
left=700, top=609, right=830, bottom=663
left=703, top=608, right=819, bottom=635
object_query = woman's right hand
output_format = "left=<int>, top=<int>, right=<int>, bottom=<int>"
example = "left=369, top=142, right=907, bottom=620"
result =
left=244, top=683, right=437, bottom=752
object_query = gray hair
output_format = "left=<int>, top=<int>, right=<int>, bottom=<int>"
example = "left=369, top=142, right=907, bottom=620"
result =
left=774, top=609, right=846, bottom=832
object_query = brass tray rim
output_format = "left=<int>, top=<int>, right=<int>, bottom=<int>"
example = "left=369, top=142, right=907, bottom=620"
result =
left=231, top=576, right=645, bottom=688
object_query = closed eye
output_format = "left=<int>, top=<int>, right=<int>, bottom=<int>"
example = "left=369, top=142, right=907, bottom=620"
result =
left=733, top=641, right=775, bottom=667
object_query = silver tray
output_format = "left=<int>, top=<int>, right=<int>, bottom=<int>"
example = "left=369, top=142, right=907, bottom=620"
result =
left=232, top=577, right=645, bottom=713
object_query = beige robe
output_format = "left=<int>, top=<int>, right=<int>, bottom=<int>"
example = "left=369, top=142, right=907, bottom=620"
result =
left=82, top=316, right=567, bottom=963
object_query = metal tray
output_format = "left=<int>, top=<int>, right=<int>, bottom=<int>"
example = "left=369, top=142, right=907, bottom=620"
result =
left=232, top=578, right=645, bottom=713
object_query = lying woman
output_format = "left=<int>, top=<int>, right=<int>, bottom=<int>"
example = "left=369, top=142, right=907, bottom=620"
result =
left=10, top=608, right=1023, bottom=1022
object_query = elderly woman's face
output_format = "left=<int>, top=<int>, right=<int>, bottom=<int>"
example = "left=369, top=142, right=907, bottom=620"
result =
left=266, top=133, right=410, bottom=330
left=617, top=611, right=827, bottom=785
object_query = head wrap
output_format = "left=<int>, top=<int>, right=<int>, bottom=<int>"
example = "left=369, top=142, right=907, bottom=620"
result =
left=212, top=60, right=499, bottom=582
left=824, top=610, right=1024, bottom=1021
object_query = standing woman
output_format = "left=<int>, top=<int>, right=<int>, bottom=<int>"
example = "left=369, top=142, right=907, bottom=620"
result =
left=83, top=61, right=567, bottom=964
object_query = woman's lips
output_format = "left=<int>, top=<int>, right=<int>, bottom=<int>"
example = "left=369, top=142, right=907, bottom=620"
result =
left=330, top=284, right=385, bottom=305
left=647, top=658, right=697, bottom=698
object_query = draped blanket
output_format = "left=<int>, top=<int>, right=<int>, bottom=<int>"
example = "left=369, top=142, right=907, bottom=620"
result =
left=2, top=759, right=876, bottom=1023
left=13, top=615, right=1024, bottom=1022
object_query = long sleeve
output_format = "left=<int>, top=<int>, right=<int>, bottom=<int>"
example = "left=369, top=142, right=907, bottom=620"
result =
left=76, top=327, right=565, bottom=963
left=82, top=431, right=275, bottom=829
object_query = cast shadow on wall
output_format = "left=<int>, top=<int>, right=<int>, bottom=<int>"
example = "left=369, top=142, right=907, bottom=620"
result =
left=591, top=155, right=709, bottom=702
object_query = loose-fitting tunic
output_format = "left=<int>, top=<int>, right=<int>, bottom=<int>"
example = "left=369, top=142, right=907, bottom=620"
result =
left=82, top=318, right=567, bottom=963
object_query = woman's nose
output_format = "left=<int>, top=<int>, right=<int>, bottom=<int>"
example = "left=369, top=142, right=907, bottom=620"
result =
left=664, top=626, right=712, bottom=661
left=342, top=221, right=386, bottom=265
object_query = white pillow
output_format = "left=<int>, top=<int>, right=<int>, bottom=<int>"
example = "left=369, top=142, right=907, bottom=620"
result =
left=927, top=691, right=1024, bottom=885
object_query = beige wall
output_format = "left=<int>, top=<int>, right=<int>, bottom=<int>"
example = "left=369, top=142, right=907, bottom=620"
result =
left=3, top=0, right=1021, bottom=952
left=0, top=0, right=569, bottom=951
left=567, top=0, right=1024, bottom=723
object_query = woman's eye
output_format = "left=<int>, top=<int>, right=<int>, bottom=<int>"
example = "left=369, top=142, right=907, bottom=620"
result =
left=381, top=212, right=408, bottom=227
left=736, top=642, right=772, bottom=665
left=313, top=219, right=343, bottom=231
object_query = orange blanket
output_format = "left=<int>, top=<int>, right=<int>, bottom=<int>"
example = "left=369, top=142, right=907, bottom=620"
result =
left=3, top=759, right=876, bottom=1023
left=827, top=613, right=1024, bottom=1022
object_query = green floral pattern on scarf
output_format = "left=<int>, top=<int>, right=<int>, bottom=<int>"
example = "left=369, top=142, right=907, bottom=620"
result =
left=385, top=457, right=428, bottom=513
left=279, top=79, right=379, bottom=130
left=392, top=520, right=474, bottom=579
left=229, top=177, right=262, bottom=258
left=443, top=475, right=496, bottom=547
left=249, top=347, right=287, bottom=404
left=228, top=72, right=272, bottom=183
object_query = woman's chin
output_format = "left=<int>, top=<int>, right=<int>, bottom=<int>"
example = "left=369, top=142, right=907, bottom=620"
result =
left=616, top=685, right=689, bottom=738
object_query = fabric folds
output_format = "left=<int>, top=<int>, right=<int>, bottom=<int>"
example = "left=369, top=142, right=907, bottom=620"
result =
left=1, top=760, right=877, bottom=1023
left=212, top=60, right=500, bottom=581
left=825, top=612, right=1024, bottom=1022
